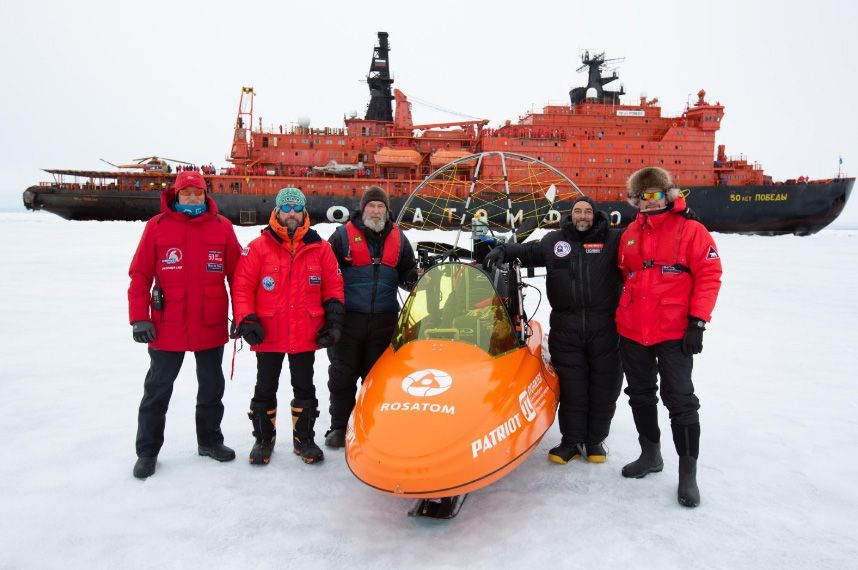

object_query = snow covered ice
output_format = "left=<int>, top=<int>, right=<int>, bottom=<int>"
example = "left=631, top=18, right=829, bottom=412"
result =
left=1, top=212, right=856, bottom=569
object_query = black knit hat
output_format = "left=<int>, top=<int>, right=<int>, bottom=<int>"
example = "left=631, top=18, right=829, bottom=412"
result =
left=571, top=195, right=596, bottom=211
left=360, top=185, right=390, bottom=211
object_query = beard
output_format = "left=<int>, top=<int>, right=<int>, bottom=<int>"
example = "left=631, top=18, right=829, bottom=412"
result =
left=574, top=219, right=592, bottom=232
left=362, top=213, right=386, bottom=233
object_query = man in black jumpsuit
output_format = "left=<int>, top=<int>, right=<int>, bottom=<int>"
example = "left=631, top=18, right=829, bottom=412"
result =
left=484, top=196, right=623, bottom=463
left=323, top=186, right=419, bottom=447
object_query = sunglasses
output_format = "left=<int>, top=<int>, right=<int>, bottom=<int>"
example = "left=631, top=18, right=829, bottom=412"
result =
left=279, top=204, right=304, bottom=213
left=178, top=188, right=205, bottom=197
left=640, top=190, right=665, bottom=201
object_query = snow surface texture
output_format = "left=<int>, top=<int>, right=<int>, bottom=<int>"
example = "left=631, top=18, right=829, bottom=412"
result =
left=1, top=212, right=856, bottom=569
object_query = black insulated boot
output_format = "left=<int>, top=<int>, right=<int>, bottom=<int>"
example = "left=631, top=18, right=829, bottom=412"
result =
left=248, top=406, right=276, bottom=465
left=548, top=439, right=583, bottom=464
left=292, top=399, right=324, bottom=464
left=621, top=436, right=664, bottom=478
left=678, top=456, right=700, bottom=507
left=672, top=423, right=701, bottom=507
left=324, top=428, right=346, bottom=448
left=584, top=441, right=607, bottom=463
left=198, top=442, right=236, bottom=462
left=133, top=456, right=157, bottom=479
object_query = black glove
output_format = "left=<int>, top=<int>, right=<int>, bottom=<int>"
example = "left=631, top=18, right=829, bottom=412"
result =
left=316, top=299, right=345, bottom=348
left=132, top=320, right=156, bottom=343
left=682, top=317, right=706, bottom=356
left=483, top=246, right=506, bottom=272
left=316, top=327, right=342, bottom=348
left=231, top=314, right=265, bottom=346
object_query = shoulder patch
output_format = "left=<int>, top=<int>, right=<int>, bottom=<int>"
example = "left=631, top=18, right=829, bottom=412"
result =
left=706, top=245, right=720, bottom=260
left=626, top=239, right=636, bottom=246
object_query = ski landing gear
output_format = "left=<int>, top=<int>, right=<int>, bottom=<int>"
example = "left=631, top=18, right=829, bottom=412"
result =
left=408, top=494, right=468, bottom=519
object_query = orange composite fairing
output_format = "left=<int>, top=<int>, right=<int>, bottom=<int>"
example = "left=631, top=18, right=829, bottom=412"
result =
left=345, top=262, right=559, bottom=499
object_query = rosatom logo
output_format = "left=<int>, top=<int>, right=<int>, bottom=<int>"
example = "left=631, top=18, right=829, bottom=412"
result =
left=401, top=369, right=452, bottom=397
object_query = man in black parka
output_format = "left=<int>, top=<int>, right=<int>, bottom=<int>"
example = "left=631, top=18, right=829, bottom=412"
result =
left=323, top=186, right=419, bottom=448
left=484, top=196, right=623, bottom=463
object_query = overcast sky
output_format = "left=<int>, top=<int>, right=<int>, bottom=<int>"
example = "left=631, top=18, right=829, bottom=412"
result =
left=2, top=0, right=856, bottom=225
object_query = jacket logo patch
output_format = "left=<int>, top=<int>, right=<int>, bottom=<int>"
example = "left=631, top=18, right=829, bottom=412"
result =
left=206, top=250, right=224, bottom=272
left=161, top=247, right=183, bottom=265
left=626, top=239, right=636, bottom=246
left=584, top=243, right=603, bottom=254
left=706, top=245, right=720, bottom=260
left=241, top=246, right=250, bottom=256
left=553, top=241, right=572, bottom=258
left=262, top=276, right=275, bottom=291
left=353, top=236, right=363, bottom=242
left=309, top=275, right=322, bottom=285
left=661, top=266, right=682, bottom=275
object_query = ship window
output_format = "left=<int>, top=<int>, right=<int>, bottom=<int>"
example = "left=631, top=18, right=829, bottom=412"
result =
left=302, top=139, right=309, bottom=144
left=272, top=137, right=278, bottom=147
left=326, top=139, right=333, bottom=144
left=676, top=145, right=681, bottom=150
left=262, top=137, right=269, bottom=148
left=313, top=139, right=320, bottom=144
left=338, top=140, right=345, bottom=145
left=295, top=152, right=299, bottom=156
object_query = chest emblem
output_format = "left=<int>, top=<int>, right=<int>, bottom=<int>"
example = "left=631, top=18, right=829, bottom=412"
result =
left=584, top=243, right=603, bottom=254
left=262, top=276, right=276, bottom=291
left=162, top=247, right=183, bottom=265
left=553, top=241, right=572, bottom=258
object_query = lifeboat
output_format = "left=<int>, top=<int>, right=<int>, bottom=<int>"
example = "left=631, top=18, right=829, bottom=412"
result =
left=345, top=261, right=559, bottom=502
left=430, top=149, right=478, bottom=168
left=373, top=147, right=422, bottom=167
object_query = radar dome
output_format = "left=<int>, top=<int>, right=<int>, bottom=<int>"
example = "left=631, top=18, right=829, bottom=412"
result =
left=297, top=116, right=311, bottom=128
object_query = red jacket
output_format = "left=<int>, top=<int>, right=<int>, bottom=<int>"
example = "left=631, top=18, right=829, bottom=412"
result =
left=128, top=191, right=241, bottom=352
left=232, top=215, right=344, bottom=354
left=616, top=197, right=722, bottom=345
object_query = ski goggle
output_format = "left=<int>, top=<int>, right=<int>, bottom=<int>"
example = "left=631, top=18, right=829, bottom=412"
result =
left=177, top=188, right=205, bottom=197
left=278, top=204, right=304, bottom=213
left=640, top=190, right=665, bottom=201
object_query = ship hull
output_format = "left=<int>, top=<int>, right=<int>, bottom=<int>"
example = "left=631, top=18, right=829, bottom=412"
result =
left=23, top=177, right=853, bottom=235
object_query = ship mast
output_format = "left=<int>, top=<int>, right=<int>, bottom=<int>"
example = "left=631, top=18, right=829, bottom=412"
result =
left=569, top=51, right=626, bottom=106
left=365, top=32, right=394, bottom=121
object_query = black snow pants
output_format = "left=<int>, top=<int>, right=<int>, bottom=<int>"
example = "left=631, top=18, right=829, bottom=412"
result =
left=548, top=310, right=623, bottom=444
left=136, top=346, right=226, bottom=457
left=619, top=336, right=700, bottom=427
left=251, top=351, right=316, bottom=410
left=326, top=312, right=398, bottom=430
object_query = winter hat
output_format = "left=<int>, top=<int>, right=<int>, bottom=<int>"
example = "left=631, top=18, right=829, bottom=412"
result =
left=571, top=195, right=596, bottom=212
left=174, top=170, right=207, bottom=191
left=626, top=167, right=680, bottom=207
left=360, top=185, right=390, bottom=211
left=275, top=187, right=306, bottom=208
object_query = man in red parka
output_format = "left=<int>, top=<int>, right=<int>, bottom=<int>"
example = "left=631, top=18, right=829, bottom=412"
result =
left=616, top=167, right=722, bottom=508
left=128, top=170, right=242, bottom=479
left=231, top=188, right=345, bottom=466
